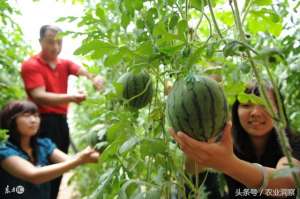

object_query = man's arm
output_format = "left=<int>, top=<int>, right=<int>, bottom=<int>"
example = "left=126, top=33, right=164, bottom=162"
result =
left=29, top=87, right=85, bottom=106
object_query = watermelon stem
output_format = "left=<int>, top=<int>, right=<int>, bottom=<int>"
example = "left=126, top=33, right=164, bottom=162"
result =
left=179, top=170, right=199, bottom=194
left=206, top=0, right=225, bottom=43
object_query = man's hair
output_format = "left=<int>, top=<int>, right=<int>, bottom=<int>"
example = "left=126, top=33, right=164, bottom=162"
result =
left=39, top=25, right=62, bottom=39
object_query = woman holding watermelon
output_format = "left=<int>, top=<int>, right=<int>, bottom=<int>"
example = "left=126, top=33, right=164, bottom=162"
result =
left=170, top=82, right=300, bottom=198
left=0, top=100, right=100, bottom=199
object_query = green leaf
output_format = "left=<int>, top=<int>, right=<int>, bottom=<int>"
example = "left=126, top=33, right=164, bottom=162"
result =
left=216, top=11, right=234, bottom=27
left=134, top=0, right=143, bottom=10
left=253, top=0, right=272, bottom=6
left=289, top=56, right=300, bottom=72
left=177, top=19, right=188, bottom=41
left=121, top=14, right=131, bottom=28
left=119, top=180, right=141, bottom=199
left=153, top=21, right=167, bottom=36
left=113, top=82, right=125, bottom=98
left=90, top=168, right=115, bottom=198
left=223, top=40, right=246, bottom=57
left=290, top=112, right=300, bottom=132
left=160, top=43, right=185, bottom=55
left=135, top=41, right=153, bottom=56
left=104, top=51, right=123, bottom=67
left=95, top=141, right=108, bottom=152
left=0, top=129, right=8, bottom=145
left=177, top=19, right=188, bottom=35
left=74, top=40, right=116, bottom=57
left=107, top=122, right=128, bottom=141
left=96, top=5, right=107, bottom=24
left=119, top=137, right=140, bottom=154
left=238, top=62, right=251, bottom=73
left=137, top=31, right=150, bottom=42
left=206, top=42, right=216, bottom=58
left=237, top=93, right=265, bottom=106
left=118, top=46, right=134, bottom=60
left=181, top=45, right=191, bottom=57
left=258, top=47, right=285, bottom=64
left=168, top=12, right=179, bottom=30
left=56, top=16, right=78, bottom=23
left=166, top=0, right=175, bottom=6
left=123, top=0, right=134, bottom=15
left=247, top=8, right=282, bottom=36
left=136, top=19, right=145, bottom=29
left=190, top=0, right=206, bottom=10
left=123, top=0, right=143, bottom=14
left=100, top=141, right=120, bottom=161
left=146, top=8, right=158, bottom=31
left=140, top=138, right=167, bottom=156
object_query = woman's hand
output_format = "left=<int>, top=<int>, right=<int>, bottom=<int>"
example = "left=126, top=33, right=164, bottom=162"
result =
left=169, top=122, right=235, bottom=171
left=75, top=146, right=100, bottom=164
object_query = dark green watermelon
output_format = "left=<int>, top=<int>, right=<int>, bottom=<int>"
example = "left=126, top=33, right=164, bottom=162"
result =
left=119, top=71, right=153, bottom=109
left=88, top=125, right=108, bottom=152
left=166, top=75, right=228, bottom=141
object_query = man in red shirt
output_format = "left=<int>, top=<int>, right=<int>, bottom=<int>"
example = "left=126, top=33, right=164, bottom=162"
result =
left=21, top=25, right=104, bottom=199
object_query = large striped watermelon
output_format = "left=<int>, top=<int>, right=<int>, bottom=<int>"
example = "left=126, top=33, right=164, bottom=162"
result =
left=166, top=75, right=228, bottom=141
left=119, top=71, right=153, bottom=109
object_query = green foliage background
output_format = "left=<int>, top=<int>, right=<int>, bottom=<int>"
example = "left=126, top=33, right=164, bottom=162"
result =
left=62, top=0, right=300, bottom=198
left=0, top=0, right=31, bottom=143
left=1, top=0, right=300, bottom=198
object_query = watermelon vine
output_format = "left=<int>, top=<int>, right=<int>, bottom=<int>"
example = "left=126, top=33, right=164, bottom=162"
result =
left=53, top=0, right=300, bottom=198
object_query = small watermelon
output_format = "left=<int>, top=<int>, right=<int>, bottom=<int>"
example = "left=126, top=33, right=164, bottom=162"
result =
left=88, top=124, right=108, bottom=152
left=119, top=71, right=153, bottom=109
left=166, top=75, right=228, bottom=141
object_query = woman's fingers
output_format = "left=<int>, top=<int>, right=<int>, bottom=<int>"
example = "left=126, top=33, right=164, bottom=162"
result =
left=167, top=123, right=234, bottom=169
left=168, top=127, right=210, bottom=155
left=177, top=132, right=209, bottom=152
left=90, top=152, right=100, bottom=162
left=168, top=127, right=176, bottom=138
left=168, top=128, right=183, bottom=146
left=84, top=147, right=100, bottom=159
left=221, top=121, right=233, bottom=147
left=168, top=127, right=214, bottom=166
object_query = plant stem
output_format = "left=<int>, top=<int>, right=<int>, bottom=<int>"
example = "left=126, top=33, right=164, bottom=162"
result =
left=234, top=40, right=259, bottom=55
left=241, top=0, right=253, bottom=26
left=202, top=12, right=213, bottom=44
left=191, top=12, right=204, bottom=41
left=263, top=60, right=286, bottom=123
left=275, top=124, right=300, bottom=187
left=206, top=0, right=225, bottom=42
left=185, top=0, right=189, bottom=20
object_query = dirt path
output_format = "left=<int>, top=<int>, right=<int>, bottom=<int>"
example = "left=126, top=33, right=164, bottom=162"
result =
left=57, top=172, right=80, bottom=199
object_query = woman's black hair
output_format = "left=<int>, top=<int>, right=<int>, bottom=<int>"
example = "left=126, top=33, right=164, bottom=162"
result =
left=232, top=81, right=300, bottom=162
left=231, top=81, right=281, bottom=161
left=0, top=100, right=40, bottom=164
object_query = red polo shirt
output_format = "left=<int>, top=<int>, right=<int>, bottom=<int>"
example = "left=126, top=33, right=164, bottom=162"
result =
left=21, top=53, right=80, bottom=114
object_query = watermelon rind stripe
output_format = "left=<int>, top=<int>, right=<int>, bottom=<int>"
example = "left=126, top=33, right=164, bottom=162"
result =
left=166, top=75, right=227, bottom=141
left=204, top=79, right=216, bottom=137
left=191, top=81, right=208, bottom=141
